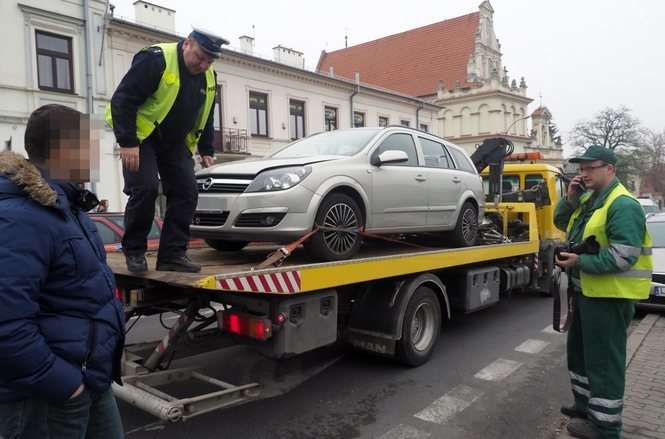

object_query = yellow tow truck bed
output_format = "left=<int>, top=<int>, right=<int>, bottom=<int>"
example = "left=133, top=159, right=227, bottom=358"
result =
left=107, top=203, right=539, bottom=295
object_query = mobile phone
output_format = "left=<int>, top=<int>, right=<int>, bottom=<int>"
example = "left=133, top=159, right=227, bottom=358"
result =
left=575, top=180, right=586, bottom=194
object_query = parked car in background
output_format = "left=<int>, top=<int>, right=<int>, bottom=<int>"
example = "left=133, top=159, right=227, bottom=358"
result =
left=190, top=127, right=484, bottom=261
left=89, top=213, right=204, bottom=253
left=638, top=212, right=665, bottom=311
left=638, top=197, right=661, bottom=216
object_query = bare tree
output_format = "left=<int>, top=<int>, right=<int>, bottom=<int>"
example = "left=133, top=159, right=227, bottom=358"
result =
left=570, top=106, right=641, bottom=151
left=637, top=128, right=665, bottom=194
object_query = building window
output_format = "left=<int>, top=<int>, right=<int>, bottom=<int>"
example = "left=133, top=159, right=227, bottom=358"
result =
left=378, top=116, right=389, bottom=127
left=290, top=99, right=305, bottom=140
left=324, top=106, right=337, bottom=131
left=353, top=111, right=365, bottom=128
left=36, top=31, right=74, bottom=93
left=249, top=92, right=268, bottom=137
left=401, top=120, right=410, bottom=127
left=420, top=123, right=428, bottom=132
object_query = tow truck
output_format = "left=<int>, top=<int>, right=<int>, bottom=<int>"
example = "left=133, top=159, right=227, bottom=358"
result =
left=109, top=137, right=568, bottom=425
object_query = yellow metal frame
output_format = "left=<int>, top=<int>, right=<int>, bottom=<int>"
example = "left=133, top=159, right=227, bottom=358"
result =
left=193, top=203, right=540, bottom=294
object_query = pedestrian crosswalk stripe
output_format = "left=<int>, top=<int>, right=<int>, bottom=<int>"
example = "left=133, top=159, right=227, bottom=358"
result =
left=515, top=339, right=550, bottom=354
left=378, top=424, right=431, bottom=439
left=414, top=385, right=483, bottom=424
left=542, top=325, right=563, bottom=334
left=474, top=358, right=522, bottom=381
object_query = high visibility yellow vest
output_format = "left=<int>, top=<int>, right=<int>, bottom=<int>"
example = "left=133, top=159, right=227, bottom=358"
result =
left=105, top=43, right=216, bottom=154
left=567, top=183, right=653, bottom=299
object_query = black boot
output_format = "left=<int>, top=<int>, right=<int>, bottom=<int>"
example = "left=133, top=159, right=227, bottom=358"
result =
left=561, top=404, right=587, bottom=418
left=156, top=255, right=201, bottom=273
left=125, top=254, right=148, bottom=274
left=567, top=418, right=601, bottom=439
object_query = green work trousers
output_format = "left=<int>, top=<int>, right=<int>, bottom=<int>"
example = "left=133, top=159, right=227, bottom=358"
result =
left=567, top=292, right=635, bottom=439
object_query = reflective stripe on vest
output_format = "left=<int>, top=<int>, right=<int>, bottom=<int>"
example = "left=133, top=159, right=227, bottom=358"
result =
left=105, top=43, right=216, bottom=154
left=566, top=183, right=653, bottom=299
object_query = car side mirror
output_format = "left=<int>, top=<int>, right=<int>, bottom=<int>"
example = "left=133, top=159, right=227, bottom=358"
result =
left=372, top=150, right=409, bottom=166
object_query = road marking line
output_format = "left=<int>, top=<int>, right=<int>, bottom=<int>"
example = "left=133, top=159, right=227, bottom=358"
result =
left=474, top=358, right=522, bottom=381
left=414, top=384, right=483, bottom=424
left=378, top=424, right=431, bottom=439
left=542, top=324, right=562, bottom=334
left=515, top=339, right=550, bottom=354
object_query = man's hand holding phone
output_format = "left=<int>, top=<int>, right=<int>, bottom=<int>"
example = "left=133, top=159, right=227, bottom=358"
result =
left=567, top=175, right=586, bottom=200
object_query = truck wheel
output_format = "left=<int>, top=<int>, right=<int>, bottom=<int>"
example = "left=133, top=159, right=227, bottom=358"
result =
left=306, top=193, right=363, bottom=261
left=397, top=286, right=441, bottom=367
left=205, top=239, right=249, bottom=252
left=449, top=201, right=478, bottom=247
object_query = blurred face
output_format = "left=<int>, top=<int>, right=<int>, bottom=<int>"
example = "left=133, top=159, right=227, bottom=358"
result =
left=182, top=37, right=214, bottom=75
left=43, top=114, right=101, bottom=183
left=579, top=159, right=614, bottom=191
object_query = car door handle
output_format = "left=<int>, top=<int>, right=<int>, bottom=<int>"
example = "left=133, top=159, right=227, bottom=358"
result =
left=415, top=175, right=427, bottom=182
left=452, top=177, right=461, bottom=183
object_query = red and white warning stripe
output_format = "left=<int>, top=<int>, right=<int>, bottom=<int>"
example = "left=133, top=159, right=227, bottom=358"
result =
left=216, top=271, right=302, bottom=294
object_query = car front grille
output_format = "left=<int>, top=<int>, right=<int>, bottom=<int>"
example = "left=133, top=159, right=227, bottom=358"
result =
left=192, top=211, right=230, bottom=227
left=196, top=176, right=253, bottom=194
left=235, top=212, right=286, bottom=228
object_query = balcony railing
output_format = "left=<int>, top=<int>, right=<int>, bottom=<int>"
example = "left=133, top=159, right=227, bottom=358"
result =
left=214, top=128, right=249, bottom=154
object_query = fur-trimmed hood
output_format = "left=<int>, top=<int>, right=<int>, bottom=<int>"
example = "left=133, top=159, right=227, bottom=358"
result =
left=0, top=151, right=57, bottom=207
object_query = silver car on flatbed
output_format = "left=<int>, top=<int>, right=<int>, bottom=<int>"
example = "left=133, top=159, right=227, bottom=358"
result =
left=191, top=127, right=484, bottom=261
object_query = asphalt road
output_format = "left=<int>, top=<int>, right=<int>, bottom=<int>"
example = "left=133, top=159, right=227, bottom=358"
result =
left=119, top=293, right=571, bottom=439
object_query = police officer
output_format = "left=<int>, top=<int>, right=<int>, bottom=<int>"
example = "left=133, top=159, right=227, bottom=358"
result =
left=554, top=145, right=653, bottom=439
left=106, top=28, right=228, bottom=273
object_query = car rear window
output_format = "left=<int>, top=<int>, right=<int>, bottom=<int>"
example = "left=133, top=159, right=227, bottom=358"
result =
left=449, top=147, right=476, bottom=173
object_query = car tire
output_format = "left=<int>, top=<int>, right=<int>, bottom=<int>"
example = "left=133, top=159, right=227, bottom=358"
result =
left=205, top=239, right=249, bottom=252
left=396, top=286, right=442, bottom=367
left=306, top=193, right=363, bottom=261
left=449, top=201, right=479, bottom=247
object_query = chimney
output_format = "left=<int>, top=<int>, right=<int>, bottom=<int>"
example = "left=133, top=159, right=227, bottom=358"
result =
left=239, top=35, right=254, bottom=55
left=273, top=45, right=304, bottom=69
left=133, top=1, right=175, bottom=33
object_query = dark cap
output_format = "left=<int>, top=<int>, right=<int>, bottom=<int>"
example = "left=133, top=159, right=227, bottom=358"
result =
left=569, top=145, right=617, bottom=165
left=189, top=27, right=229, bottom=59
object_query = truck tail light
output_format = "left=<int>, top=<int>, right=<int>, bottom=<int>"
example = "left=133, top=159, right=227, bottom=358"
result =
left=218, top=310, right=272, bottom=341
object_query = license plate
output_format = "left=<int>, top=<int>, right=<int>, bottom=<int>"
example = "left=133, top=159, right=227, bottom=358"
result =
left=654, top=286, right=665, bottom=297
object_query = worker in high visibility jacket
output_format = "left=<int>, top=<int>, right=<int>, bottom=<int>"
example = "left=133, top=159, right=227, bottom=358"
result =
left=105, top=28, right=228, bottom=273
left=554, top=145, right=652, bottom=439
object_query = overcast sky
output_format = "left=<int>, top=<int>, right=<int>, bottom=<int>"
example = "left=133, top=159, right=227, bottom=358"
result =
left=113, top=0, right=664, bottom=149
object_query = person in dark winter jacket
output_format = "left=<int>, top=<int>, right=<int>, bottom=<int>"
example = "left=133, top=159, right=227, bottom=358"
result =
left=0, top=104, right=125, bottom=439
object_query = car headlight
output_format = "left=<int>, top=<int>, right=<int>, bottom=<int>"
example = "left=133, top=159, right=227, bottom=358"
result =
left=245, top=166, right=312, bottom=193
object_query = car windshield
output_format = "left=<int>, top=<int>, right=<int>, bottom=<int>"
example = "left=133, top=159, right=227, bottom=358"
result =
left=272, top=129, right=381, bottom=158
left=647, top=221, right=665, bottom=248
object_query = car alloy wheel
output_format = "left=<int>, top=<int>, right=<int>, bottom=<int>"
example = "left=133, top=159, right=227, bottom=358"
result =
left=461, top=206, right=479, bottom=244
left=322, top=202, right=360, bottom=256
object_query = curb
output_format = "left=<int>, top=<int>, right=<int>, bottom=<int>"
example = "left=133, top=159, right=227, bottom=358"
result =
left=555, top=313, right=661, bottom=439
left=626, top=313, right=659, bottom=367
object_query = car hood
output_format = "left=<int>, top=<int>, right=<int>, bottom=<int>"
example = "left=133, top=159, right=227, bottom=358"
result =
left=654, top=248, right=665, bottom=275
left=197, top=155, right=345, bottom=177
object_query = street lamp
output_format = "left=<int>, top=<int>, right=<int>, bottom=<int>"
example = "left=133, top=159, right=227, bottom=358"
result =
left=503, top=115, right=530, bottom=136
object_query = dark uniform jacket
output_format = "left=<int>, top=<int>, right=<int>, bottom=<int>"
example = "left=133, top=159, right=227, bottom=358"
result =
left=0, top=151, right=124, bottom=403
left=109, top=40, right=215, bottom=156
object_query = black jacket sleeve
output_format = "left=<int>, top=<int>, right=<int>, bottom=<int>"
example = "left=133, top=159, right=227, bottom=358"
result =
left=109, top=48, right=165, bottom=147
left=197, top=72, right=217, bottom=157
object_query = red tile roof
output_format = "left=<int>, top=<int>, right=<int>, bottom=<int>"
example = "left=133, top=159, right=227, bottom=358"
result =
left=317, top=12, right=479, bottom=98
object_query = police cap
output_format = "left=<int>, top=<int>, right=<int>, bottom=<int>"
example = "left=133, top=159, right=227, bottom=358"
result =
left=189, top=27, right=229, bottom=59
